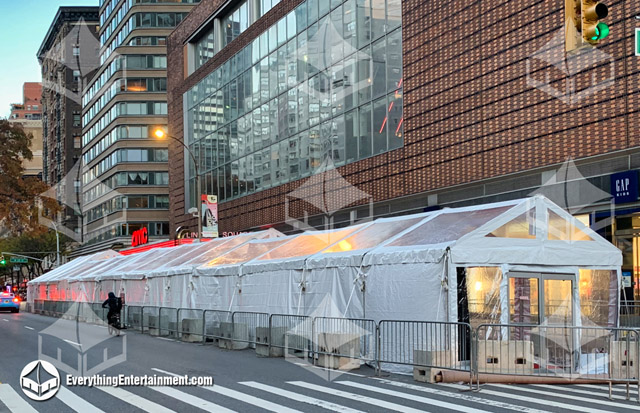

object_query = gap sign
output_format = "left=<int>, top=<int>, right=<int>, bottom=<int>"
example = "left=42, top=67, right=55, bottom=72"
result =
left=611, top=170, right=639, bottom=204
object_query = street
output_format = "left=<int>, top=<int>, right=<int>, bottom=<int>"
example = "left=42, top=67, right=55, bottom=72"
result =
left=0, top=311, right=637, bottom=413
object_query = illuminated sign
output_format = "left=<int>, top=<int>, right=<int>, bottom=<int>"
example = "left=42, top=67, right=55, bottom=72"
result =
left=131, top=228, right=149, bottom=247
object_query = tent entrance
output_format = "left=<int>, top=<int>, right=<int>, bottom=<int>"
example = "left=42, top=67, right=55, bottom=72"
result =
left=508, top=272, right=575, bottom=371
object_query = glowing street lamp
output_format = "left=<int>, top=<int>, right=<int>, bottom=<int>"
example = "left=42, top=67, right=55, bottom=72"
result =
left=153, top=128, right=202, bottom=239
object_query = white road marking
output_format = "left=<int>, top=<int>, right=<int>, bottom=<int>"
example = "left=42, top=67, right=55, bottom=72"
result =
left=533, top=383, right=633, bottom=399
left=57, top=386, right=105, bottom=413
left=372, top=378, right=547, bottom=413
left=287, top=381, right=429, bottom=413
left=440, top=383, right=617, bottom=413
left=152, top=367, right=180, bottom=376
left=241, top=381, right=365, bottom=413
left=0, top=384, right=38, bottom=413
left=293, top=362, right=366, bottom=377
left=148, top=386, right=235, bottom=413
left=2, top=319, right=8, bottom=322
left=491, top=383, right=640, bottom=410
left=24, top=326, right=34, bottom=330
left=338, top=381, right=492, bottom=413
left=64, top=339, right=82, bottom=347
left=156, top=337, right=175, bottom=342
left=201, top=384, right=301, bottom=413
left=96, top=386, right=176, bottom=413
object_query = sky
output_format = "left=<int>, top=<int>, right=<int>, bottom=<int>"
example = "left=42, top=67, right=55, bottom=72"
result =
left=0, top=0, right=98, bottom=118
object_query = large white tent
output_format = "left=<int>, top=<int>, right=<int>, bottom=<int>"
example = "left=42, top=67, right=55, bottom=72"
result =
left=28, top=195, right=622, bottom=327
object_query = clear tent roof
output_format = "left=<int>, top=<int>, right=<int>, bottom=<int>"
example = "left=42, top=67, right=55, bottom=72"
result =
left=202, top=237, right=294, bottom=268
left=387, top=205, right=514, bottom=247
left=30, top=196, right=618, bottom=284
left=256, top=226, right=363, bottom=262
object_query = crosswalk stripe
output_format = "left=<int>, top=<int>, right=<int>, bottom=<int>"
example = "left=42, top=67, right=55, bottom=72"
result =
left=96, top=386, right=176, bottom=413
left=490, top=383, right=640, bottom=410
left=240, top=381, right=366, bottom=413
left=574, top=383, right=636, bottom=396
left=372, top=378, right=547, bottom=413
left=201, top=384, right=301, bottom=413
left=439, top=383, right=616, bottom=413
left=287, top=381, right=431, bottom=413
left=148, top=386, right=236, bottom=413
left=57, top=386, right=105, bottom=413
left=532, top=384, right=635, bottom=401
left=338, top=381, right=492, bottom=413
left=0, top=384, right=38, bottom=413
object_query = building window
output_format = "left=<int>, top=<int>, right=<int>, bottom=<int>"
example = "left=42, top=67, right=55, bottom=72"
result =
left=73, top=114, right=81, bottom=127
left=73, top=136, right=81, bottom=149
left=184, top=0, right=403, bottom=206
left=73, top=46, right=80, bottom=56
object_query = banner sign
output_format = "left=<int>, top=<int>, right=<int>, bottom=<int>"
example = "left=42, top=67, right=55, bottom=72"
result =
left=201, top=195, right=219, bottom=238
left=610, top=170, right=639, bottom=204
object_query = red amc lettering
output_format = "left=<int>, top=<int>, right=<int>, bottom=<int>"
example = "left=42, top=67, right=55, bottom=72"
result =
left=131, top=227, right=149, bottom=247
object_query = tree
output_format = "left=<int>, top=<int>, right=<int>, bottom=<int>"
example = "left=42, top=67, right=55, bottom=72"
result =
left=0, top=230, right=70, bottom=284
left=0, top=120, right=57, bottom=234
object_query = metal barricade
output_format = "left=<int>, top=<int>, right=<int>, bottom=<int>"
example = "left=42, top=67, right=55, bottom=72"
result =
left=230, top=312, right=269, bottom=348
left=126, top=305, right=143, bottom=331
left=269, top=314, right=313, bottom=357
left=313, top=317, right=378, bottom=367
left=177, top=308, right=204, bottom=342
left=378, top=320, right=473, bottom=386
left=202, top=310, right=232, bottom=344
left=159, top=307, right=179, bottom=338
left=475, top=323, right=640, bottom=399
left=142, top=306, right=161, bottom=336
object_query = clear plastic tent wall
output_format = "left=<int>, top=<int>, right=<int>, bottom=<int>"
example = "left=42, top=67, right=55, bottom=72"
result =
left=28, top=196, right=621, bottom=329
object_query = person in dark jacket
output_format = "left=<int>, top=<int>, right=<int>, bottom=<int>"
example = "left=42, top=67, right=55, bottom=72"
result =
left=102, top=292, right=122, bottom=328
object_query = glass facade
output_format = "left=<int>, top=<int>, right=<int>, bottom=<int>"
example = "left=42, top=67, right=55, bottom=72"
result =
left=185, top=0, right=403, bottom=207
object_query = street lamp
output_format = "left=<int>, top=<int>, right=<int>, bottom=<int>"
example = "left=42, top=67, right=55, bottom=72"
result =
left=153, top=129, right=201, bottom=240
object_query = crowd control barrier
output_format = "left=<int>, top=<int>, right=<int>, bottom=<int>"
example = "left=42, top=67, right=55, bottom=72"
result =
left=28, top=300, right=640, bottom=401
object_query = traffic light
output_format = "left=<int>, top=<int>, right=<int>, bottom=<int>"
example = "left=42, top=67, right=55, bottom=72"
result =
left=582, top=0, right=609, bottom=45
left=0, top=256, right=5, bottom=265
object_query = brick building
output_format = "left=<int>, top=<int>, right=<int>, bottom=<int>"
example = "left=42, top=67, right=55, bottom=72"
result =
left=8, top=83, right=44, bottom=178
left=38, top=6, right=100, bottom=237
left=9, top=83, right=42, bottom=120
left=168, top=1, right=640, bottom=293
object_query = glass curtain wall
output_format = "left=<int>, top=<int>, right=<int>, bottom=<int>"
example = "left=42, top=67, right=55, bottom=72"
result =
left=185, top=0, right=403, bottom=208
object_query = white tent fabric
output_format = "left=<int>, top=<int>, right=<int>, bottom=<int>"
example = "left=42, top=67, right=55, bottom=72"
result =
left=28, top=195, right=622, bottom=327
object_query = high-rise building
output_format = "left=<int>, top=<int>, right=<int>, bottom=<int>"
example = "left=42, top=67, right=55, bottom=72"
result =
left=76, top=0, right=199, bottom=255
left=8, top=82, right=44, bottom=178
left=167, top=0, right=640, bottom=294
left=38, top=7, right=100, bottom=236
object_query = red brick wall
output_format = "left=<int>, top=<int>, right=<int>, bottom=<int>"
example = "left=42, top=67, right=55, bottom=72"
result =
left=168, top=0, right=640, bottom=235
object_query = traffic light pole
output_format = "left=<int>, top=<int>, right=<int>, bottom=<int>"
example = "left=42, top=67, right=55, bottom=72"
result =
left=0, top=252, right=45, bottom=262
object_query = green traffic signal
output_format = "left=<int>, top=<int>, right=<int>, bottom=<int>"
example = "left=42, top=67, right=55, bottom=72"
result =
left=0, top=256, right=5, bottom=265
left=592, top=22, right=610, bottom=41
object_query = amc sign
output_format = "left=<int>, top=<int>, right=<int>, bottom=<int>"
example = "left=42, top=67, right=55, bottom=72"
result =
left=131, top=228, right=149, bottom=247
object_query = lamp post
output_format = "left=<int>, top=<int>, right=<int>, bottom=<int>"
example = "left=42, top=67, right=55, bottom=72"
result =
left=51, top=220, right=60, bottom=267
left=154, top=129, right=201, bottom=239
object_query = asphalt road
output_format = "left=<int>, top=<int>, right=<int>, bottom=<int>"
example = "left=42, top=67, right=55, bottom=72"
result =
left=0, top=310, right=639, bottom=413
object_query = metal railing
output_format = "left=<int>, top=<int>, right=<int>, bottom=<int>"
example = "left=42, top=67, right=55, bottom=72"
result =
left=27, top=300, right=640, bottom=401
